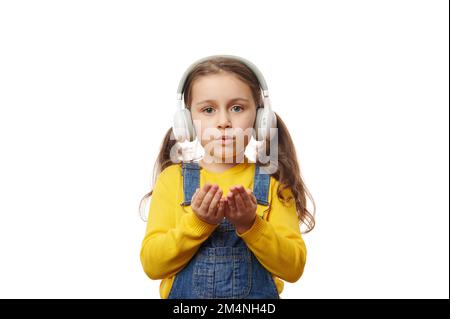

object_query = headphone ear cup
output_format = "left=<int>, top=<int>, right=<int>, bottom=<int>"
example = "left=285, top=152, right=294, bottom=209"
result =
left=184, top=109, right=196, bottom=141
left=253, top=107, right=276, bottom=142
left=173, top=109, right=196, bottom=142
left=253, top=107, right=265, bottom=141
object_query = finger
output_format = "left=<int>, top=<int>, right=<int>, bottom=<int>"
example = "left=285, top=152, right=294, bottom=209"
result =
left=230, top=186, right=243, bottom=203
left=246, top=189, right=257, bottom=205
left=216, top=198, right=225, bottom=219
left=230, top=185, right=240, bottom=195
left=227, top=191, right=237, bottom=212
left=191, top=188, right=200, bottom=208
left=191, top=187, right=199, bottom=202
left=208, top=188, right=223, bottom=215
left=200, top=184, right=219, bottom=212
left=237, top=186, right=251, bottom=208
left=193, top=183, right=212, bottom=207
left=234, top=191, right=247, bottom=212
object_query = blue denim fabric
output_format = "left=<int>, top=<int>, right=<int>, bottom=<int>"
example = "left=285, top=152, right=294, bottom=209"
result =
left=168, top=162, right=279, bottom=299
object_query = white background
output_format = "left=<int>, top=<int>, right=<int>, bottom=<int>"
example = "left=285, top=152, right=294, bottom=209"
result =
left=0, top=0, right=448, bottom=299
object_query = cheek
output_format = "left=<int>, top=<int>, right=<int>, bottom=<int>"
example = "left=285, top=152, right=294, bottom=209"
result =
left=192, top=118, right=215, bottom=144
left=234, top=116, right=255, bottom=138
left=191, top=114, right=203, bottom=134
left=192, top=118, right=202, bottom=137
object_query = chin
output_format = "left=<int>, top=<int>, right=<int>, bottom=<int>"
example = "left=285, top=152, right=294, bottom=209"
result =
left=214, top=148, right=247, bottom=163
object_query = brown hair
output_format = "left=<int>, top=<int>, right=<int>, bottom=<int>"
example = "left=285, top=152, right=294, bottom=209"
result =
left=139, top=56, right=315, bottom=233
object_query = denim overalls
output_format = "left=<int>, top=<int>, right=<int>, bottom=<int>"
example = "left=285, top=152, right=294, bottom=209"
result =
left=167, top=161, right=280, bottom=299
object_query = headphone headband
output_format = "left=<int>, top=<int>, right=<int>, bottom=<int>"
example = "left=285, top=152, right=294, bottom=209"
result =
left=176, top=54, right=269, bottom=101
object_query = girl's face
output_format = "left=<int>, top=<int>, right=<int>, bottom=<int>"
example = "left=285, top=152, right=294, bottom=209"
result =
left=189, top=72, right=257, bottom=163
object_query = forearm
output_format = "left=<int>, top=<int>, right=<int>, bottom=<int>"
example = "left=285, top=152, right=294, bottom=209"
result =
left=140, top=211, right=217, bottom=279
left=237, top=216, right=307, bottom=282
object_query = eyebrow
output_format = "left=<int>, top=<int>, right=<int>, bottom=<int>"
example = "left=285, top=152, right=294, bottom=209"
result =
left=195, top=98, right=250, bottom=106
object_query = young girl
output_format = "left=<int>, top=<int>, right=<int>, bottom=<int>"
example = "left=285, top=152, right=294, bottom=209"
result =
left=139, top=55, right=315, bottom=299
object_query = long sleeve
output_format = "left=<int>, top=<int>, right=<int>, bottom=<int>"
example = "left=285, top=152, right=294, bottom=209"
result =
left=140, top=166, right=218, bottom=280
left=236, top=180, right=307, bottom=283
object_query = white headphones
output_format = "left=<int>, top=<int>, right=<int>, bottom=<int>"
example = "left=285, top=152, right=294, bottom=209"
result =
left=172, top=54, right=276, bottom=143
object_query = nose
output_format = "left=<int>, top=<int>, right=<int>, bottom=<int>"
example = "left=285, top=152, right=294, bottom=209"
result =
left=217, top=110, right=232, bottom=129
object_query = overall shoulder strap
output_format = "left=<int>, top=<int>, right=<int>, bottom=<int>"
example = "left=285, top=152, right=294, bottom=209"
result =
left=180, top=162, right=201, bottom=206
left=253, top=164, right=270, bottom=206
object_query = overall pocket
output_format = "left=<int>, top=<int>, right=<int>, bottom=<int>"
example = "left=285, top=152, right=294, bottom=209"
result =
left=193, top=246, right=252, bottom=299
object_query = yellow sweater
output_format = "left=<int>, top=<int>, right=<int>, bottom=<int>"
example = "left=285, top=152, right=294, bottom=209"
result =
left=140, top=161, right=307, bottom=299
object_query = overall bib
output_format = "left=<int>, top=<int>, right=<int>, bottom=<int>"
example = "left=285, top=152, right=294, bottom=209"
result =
left=167, top=162, right=280, bottom=299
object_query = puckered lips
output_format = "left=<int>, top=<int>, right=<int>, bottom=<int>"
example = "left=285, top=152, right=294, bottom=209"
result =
left=216, top=135, right=235, bottom=145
